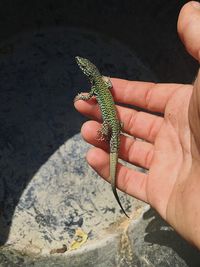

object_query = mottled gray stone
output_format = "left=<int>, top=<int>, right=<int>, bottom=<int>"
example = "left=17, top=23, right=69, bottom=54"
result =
left=8, top=134, right=144, bottom=253
left=0, top=26, right=149, bottom=266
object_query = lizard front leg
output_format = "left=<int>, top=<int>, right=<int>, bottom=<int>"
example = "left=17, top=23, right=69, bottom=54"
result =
left=102, top=76, right=112, bottom=89
left=74, top=86, right=96, bottom=102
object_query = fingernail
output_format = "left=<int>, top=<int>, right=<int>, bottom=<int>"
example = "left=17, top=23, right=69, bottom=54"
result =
left=191, top=1, right=200, bottom=9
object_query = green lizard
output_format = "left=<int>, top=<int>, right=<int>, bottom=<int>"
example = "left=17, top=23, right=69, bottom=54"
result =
left=74, top=56, right=129, bottom=218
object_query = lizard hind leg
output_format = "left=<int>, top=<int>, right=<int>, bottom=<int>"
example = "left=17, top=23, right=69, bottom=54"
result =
left=97, top=121, right=111, bottom=142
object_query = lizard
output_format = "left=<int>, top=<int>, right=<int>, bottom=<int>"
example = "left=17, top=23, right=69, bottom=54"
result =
left=74, top=56, right=129, bottom=218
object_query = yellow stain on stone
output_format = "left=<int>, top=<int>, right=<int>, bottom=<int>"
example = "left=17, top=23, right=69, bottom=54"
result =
left=69, top=228, right=88, bottom=251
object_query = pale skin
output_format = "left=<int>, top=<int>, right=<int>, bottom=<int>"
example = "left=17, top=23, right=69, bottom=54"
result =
left=74, top=1, right=200, bottom=249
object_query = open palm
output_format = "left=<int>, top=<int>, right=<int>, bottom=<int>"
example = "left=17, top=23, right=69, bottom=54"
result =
left=75, top=76, right=199, bottom=247
left=74, top=1, right=200, bottom=248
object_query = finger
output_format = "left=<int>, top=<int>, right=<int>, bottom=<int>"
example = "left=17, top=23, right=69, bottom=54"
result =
left=74, top=80, right=185, bottom=115
left=178, top=1, right=200, bottom=61
left=74, top=96, right=100, bottom=121
left=86, top=147, right=148, bottom=202
left=76, top=100, right=163, bottom=142
left=118, top=105, right=163, bottom=142
left=81, top=121, right=154, bottom=169
left=110, top=78, right=186, bottom=113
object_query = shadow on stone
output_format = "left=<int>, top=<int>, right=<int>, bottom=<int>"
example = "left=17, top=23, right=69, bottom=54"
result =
left=143, top=209, right=200, bottom=267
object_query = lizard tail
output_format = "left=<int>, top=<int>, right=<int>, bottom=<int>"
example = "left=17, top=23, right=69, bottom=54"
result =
left=110, top=152, right=130, bottom=218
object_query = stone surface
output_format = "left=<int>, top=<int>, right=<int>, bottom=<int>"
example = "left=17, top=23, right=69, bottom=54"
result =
left=8, top=134, right=145, bottom=255
left=0, top=26, right=149, bottom=266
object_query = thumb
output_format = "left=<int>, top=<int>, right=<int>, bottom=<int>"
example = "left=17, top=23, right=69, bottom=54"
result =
left=178, top=1, right=200, bottom=62
left=180, top=2, right=200, bottom=157
left=189, top=70, right=200, bottom=157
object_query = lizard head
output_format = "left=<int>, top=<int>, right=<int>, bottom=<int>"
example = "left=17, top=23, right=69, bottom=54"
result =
left=75, top=56, right=99, bottom=77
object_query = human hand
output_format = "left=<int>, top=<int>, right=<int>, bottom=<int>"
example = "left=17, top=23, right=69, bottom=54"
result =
left=74, top=1, right=200, bottom=248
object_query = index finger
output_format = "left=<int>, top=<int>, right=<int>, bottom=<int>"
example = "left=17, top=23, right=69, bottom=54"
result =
left=110, top=78, right=185, bottom=113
